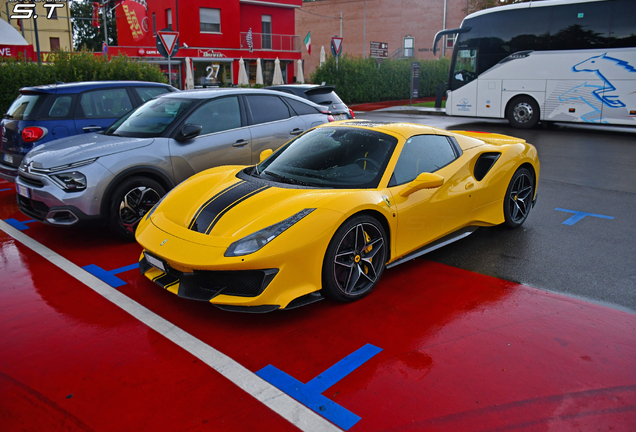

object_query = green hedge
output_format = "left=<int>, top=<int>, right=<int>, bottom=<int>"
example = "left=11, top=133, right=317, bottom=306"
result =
left=310, top=55, right=450, bottom=105
left=0, top=51, right=166, bottom=115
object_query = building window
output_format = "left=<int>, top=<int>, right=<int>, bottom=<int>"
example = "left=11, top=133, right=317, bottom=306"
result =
left=262, top=15, right=272, bottom=50
left=446, top=35, right=455, bottom=49
left=403, top=37, right=414, bottom=58
left=200, top=8, right=221, bottom=33
left=166, top=8, right=172, bottom=30
left=50, top=37, right=60, bottom=51
left=152, top=13, right=156, bottom=35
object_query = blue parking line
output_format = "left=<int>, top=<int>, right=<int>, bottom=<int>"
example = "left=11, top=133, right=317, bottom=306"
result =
left=82, top=263, right=139, bottom=288
left=555, top=208, right=614, bottom=226
left=257, top=344, right=382, bottom=430
left=4, top=218, right=36, bottom=231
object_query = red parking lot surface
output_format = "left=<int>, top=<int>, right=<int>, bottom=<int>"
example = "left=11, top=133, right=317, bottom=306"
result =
left=1, top=188, right=635, bottom=431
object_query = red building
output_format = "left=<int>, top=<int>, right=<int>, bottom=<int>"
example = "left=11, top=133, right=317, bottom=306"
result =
left=113, top=0, right=303, bottom=88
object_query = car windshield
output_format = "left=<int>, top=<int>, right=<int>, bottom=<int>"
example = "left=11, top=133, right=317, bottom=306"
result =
left=257, top=127, right=398, bottom=189
left=5, top=93, right=41, bottom=120
left=107, top=98, right=193, bottom=137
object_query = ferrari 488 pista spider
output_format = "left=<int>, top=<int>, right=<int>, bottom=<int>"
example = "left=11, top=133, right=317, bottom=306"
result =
left=136, top=121, right=539, bottom=312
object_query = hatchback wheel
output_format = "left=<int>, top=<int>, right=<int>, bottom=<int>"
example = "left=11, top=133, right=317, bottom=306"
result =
left=108, top=176, right=165, bottom=240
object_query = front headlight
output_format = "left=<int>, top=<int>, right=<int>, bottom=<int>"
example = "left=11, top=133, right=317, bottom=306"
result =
left=50, top=171, right=87, bottom=191
left=225, top=208, right=315, bottom=257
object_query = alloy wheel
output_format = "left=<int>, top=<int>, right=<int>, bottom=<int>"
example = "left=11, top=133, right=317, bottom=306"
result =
left=333, top=222, right=385, bottom=296
left=119, top=186, right=161, bottom=233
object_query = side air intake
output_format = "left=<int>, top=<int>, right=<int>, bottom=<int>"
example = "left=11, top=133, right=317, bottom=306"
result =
left=474, top=153, right=501, bottom=181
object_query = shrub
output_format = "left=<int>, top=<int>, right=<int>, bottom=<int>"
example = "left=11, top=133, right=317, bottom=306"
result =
left=0, top=51, right=166, bottom=114
left=310, top=55, right=450, bottom=104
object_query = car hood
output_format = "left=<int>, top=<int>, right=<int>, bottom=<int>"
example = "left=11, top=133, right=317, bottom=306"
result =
left=150, top=166, right=346, bottom=246
left=23, top=133, right=154, bottom=169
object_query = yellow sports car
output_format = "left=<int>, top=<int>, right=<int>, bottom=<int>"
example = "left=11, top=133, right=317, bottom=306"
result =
left=136, top=121, right=539, bottom=312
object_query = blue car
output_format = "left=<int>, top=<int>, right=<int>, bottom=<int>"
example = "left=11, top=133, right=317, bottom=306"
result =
left=0, top=81, right=176, bottom=182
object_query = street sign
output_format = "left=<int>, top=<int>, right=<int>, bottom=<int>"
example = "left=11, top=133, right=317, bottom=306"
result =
left=157, top=30, right=180, bottom=58
left=331, top=37, right=343, bottom=57
left=410, top=62, right=420, bottom=104
left=370, top=41, right=388, bottom=59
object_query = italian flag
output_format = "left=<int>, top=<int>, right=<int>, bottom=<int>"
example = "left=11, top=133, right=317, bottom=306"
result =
left=304, top=32, right=311, bottom=55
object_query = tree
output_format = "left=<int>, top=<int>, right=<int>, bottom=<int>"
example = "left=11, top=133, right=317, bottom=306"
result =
left=71, top=1, right=118, bottom=51
left=465, top=0, right=534, bottom=15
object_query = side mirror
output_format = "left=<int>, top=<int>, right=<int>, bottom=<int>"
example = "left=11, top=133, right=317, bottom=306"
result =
left=175, top=124, right=202, bottom=141
left=259, top=149, right=273, bottom=163
left=399, top=172, right=444, bottom=197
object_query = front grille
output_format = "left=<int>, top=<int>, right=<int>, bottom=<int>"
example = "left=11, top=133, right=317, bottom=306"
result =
left=193, top=270, right=267, bottom=297
left=17, top=195, right=49, bottom=220
left=18, top=173, right=44, bottom=187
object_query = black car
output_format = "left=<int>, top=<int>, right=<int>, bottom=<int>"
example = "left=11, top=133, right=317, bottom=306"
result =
left=266, top=84, right=354, bottom=121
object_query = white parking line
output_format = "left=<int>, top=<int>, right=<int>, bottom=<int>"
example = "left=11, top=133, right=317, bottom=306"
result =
left=0, top=220, right=342, bottom=432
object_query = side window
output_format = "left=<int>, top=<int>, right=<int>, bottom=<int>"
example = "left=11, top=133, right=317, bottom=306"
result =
left=183, top=97, right=241, bottom=135
left=246, top=95, right=291, bottom=125
left=392, top=135, right=457, bottom=186
left=135, top=87, right=171, bottom=103
left=284, top=97, right=320, bottom=116
left=80, top=88, right=133, bottom=119
left=48, top=96, right=73, bottom=118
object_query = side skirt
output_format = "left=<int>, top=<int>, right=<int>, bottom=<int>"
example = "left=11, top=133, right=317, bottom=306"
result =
left=386, top=227, right=478, bottom=269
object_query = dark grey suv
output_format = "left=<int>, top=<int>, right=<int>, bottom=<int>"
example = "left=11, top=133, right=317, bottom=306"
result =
left=266, top=84, right=354, bottom=121
left=16, top=89, right=332, bottom=239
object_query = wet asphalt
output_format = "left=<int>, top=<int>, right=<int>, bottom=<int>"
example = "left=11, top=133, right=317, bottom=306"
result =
left=356, top=111, right=636, bottom=312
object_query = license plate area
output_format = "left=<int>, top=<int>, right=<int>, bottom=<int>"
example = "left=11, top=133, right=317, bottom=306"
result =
left=17, top=184, right=30, bottom=199
left=333, top=114, right=347, bottom=120
left=144, top=251, right=166, bottom=273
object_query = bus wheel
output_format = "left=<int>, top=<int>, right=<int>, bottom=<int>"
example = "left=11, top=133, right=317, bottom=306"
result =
left=506, top=96, right=539, bottom=129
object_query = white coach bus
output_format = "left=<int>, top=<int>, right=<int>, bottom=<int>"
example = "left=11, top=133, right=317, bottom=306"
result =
left=433, top=0, right=636, bottom=128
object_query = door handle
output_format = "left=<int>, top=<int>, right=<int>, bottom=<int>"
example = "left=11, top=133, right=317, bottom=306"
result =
left=289, top=128, right=304, bottom=136
left=233, top=139, right=249, bottom=147
left=83, top=126, right=102, bottom=132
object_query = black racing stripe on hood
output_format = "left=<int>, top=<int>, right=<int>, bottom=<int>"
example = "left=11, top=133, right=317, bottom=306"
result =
left=205, top=185, right=270, bottom=235
left=189, top=181, right=270, bottom=234
left=188, top=181, right=246, bottom=230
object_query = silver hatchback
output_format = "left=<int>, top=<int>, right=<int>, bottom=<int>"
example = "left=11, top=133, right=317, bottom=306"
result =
left=16, top=88, right=332, bottom=239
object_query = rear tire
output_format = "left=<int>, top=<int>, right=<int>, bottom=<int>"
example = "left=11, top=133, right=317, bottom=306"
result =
left=322, top=215, right=387, bottom=302
left=506, top=96, right=540, bottom=129
left=503, top=167, right=534, bottom=228
left=108, top=176, right=165, bottom=241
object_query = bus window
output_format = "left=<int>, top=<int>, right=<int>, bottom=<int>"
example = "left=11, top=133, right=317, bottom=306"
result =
left=452, top=49, right=478, bottom=90
left=609, top=0, right=636, bottom=48
left=549, top=2, right=611, bottom=50
left=479, top=8, right=550, bottom=76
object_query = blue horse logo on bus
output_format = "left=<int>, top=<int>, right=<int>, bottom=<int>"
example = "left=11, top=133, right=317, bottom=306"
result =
left=572, top=54, right=636, bottom=109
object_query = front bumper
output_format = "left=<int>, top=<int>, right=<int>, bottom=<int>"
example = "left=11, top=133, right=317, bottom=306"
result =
left=0, top=161, right=19, bottom=182
left=139, top=253, right=287, bottom=312
left=14, top=165, right=109, bottom=227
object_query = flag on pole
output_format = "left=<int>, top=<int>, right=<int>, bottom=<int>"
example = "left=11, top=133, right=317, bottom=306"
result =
left=304, top=32, right=311, bottom=55
left=92, top=2, right=100, bottom=30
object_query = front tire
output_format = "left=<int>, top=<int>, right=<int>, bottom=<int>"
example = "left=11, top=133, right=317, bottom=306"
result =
left=506, top=96, right=540, bottom=129
left=108, top=176, right=165, bottom=241
left=322, top=215, right=387, bottom=302
left=503, top=167, right=534, bottom=228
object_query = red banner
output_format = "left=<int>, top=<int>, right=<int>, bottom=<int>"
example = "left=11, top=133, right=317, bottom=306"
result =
left=0, top=45, right=34, bottom=60
left=116, top=1, right=152, bottom=46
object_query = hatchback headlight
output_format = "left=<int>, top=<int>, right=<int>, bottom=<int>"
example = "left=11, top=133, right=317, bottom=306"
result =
left=50, top=171, right=87, bottom=191
left=225, top=208, right=315, bottom=257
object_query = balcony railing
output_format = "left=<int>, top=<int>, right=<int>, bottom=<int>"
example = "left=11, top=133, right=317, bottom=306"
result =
left=240, top=32, right=301, bottom=52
